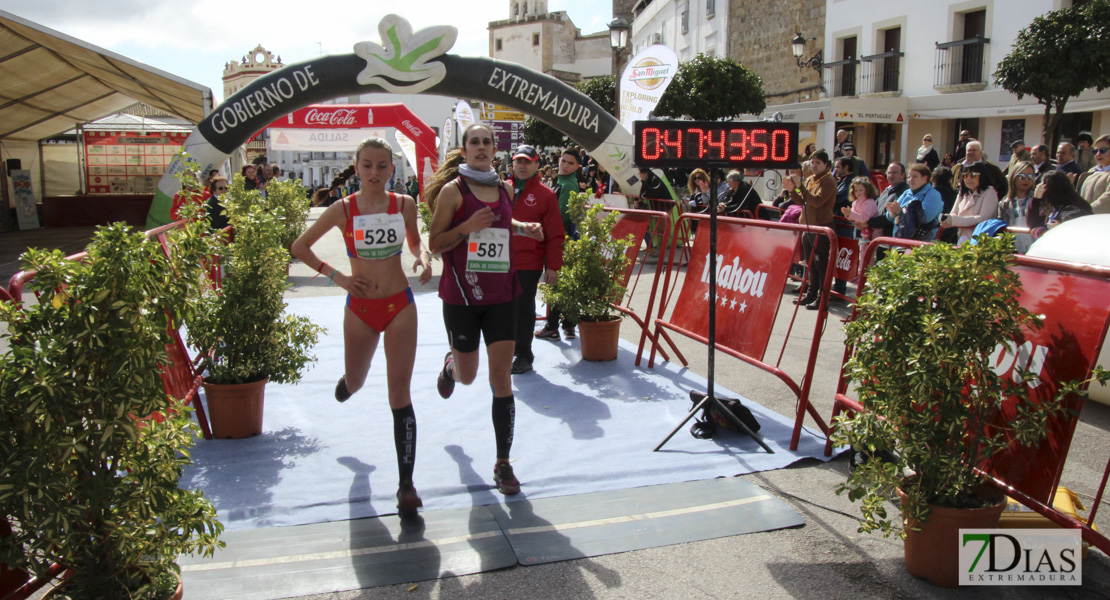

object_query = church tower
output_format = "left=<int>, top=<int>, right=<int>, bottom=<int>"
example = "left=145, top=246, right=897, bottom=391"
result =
left=221, top=45, right=284, bottom=100
left=510, top=0, right=548, bottom=20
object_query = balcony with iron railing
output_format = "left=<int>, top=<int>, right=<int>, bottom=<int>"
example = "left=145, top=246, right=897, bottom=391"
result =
left=934, top=37, right=990, bottom=92
left=823, top=59, right=859, bottom=98
left=860, top=51, right=903, bottom=96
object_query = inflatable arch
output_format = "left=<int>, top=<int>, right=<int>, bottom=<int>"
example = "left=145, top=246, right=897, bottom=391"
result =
left=147, top=14, right=641, bottom=228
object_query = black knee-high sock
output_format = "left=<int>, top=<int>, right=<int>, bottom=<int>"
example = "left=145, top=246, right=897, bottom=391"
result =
left=392, top=404, right=416, bottom=484
left=492, top=395, right=515, bottom=460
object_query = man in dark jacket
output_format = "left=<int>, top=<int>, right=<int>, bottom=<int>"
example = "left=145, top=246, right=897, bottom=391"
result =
left=509, top=145, right=565, bottom=374
left=718, top=170, right=760, bottom=216
left=866, top=162, right=910, bottom=238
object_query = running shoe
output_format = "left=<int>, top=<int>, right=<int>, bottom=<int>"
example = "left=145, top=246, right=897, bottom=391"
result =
left=437, top=351, right=455, bottom=399
left=534, top=326, right=560, bottom=341
left=493, top=461, right=521, bottom=495
left=396, top=482, right=423, bottom=514
left=335, top=376, right=352, bottom=402
left=562, top=327, right=576, bottom=340
left=511, top=357, right=533, bottom=374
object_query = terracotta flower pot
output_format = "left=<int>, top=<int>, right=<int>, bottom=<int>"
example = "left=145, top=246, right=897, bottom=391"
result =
left=578, top=317, right=622, bottom=362
left=202, top=377, right=268, bottom=439
left=899, top=488, right=1007, bottom=588
left=46, top=571, right=183, bottom=600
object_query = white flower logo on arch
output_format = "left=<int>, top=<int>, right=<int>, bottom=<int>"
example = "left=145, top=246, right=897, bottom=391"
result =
left=354, top=15, right=457, bottom=93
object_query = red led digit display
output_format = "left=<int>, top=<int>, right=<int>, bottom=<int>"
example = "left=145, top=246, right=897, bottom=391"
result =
left=633, top=120, right=799, bottom=169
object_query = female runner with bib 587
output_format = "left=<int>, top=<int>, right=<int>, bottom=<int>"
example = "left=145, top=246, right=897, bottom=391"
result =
left=426, top=123, right=543, bottom=495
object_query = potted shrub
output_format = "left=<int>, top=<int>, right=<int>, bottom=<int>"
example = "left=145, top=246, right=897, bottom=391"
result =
left=831, top=235, right=1101, bottom=587
left=186, top=172, right=324, bottom=439
left=264, top=177, right=311, bottom=252
left=542, top=191, right=634, bottom=361
left=0, top=218, right=223, bottom=599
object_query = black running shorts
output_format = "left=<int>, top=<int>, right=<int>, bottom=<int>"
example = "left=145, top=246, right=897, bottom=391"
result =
left=442, top=300, right=517, bottom=353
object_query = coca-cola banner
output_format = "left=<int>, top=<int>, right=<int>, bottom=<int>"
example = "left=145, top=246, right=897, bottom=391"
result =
left=669, top=219, right=796, bottom=360
left=833, top=235, right=860, bottom=282
left=269, top=128, right=386, bottom=152
left=280, top=106, right=372, bottom=128
left=147, top=14, right=638, bottom=228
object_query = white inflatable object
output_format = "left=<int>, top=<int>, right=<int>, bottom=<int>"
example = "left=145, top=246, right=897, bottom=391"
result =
left=1026, top=214, right=1110, bottom=405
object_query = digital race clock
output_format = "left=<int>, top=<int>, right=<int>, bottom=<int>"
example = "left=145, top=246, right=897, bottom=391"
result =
left=633, top=120, right=799, bottom=169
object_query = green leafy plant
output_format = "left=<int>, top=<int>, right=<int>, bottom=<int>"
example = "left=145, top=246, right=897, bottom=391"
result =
left=831, top=235, right=1104, bottom=538
left=542, top=191, right=634, bottom=322
left=0, top=215, right=223, bottom=598
left=266, top=177, right=311, bottom=250
left=186, top=176, right=324, bottom=385
left=994, top=1, right=1110, bottom=146
left=655, top=53, right=766, bottom=120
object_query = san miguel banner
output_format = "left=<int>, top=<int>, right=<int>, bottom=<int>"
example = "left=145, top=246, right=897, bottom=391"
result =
left=618, top=44, right=678, bottom=135
left=455, top=100, right=476, bottom=131
left=669, top=219, right=796, bottom=360
left=146, top=14, right=642, bottom=228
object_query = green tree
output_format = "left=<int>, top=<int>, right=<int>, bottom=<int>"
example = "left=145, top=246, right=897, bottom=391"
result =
left=524, top=75, right=617, bottom=148
left=655, top=54, right=766, bottom=120
left=994, top=1, right=1110, bottom=148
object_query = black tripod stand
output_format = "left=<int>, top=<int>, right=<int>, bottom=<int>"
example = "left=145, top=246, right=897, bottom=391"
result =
left=653, top=169, right=773, bottom=454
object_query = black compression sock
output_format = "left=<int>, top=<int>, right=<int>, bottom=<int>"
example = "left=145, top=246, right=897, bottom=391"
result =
left=392, top=404, right=416, bottom=484
left=492, top=395, right=515, bottom=460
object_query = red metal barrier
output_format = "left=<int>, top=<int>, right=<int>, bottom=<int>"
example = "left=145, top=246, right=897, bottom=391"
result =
left=648, top=212, right=839, bottom=449
left=604, top=207, right=670, bottom=366
left=828, top=236, right=1110, bottom=556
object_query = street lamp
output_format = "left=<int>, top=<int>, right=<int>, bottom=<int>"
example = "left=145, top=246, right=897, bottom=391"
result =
left=609, top=17, right=630, bottom=52
left=792, top=32, right=823, bottom=73
left=608, top=17, right=631, bottom=118
left=792, top=32, right=824, bottom=93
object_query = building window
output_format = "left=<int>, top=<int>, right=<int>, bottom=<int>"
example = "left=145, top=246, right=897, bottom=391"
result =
left=681, top=1, right=689, bottom=34
left=496, top=38, right=503, bottom=51
left=707, top=0, right=715, bottom=18
left=533, top=33, right=540, bottom=46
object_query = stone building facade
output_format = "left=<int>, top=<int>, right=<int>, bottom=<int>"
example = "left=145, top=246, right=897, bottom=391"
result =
left=489, top=1, right=611, bottom=84
left=727, top=0, right=825, bottom=105
left=222, top=45, right=285, bottom=165
left=222, top=45, right=284, bottom=99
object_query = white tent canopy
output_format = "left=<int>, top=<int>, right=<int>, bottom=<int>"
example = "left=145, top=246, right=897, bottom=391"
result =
left=0, top=9, right=212, bottom=143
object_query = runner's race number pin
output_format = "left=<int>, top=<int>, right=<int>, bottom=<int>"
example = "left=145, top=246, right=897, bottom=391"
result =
left=353, top=213, right=405, bottom=259
left=467, top=228, right=509, bottom=272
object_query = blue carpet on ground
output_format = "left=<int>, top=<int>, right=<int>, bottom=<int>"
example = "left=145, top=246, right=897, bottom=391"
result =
left=181, top=292, right=832, bottom=531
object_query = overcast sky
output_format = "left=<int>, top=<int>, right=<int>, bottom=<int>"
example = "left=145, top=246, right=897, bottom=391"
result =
left=0, top=1, right=613, bottom=103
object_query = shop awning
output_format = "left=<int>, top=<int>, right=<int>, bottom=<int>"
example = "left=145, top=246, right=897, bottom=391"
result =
left=0, top=10, right=212, bottom=142
left=906, top=89, right=1110, bottom=120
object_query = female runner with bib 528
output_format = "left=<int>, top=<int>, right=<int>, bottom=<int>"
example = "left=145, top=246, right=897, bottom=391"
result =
left=426, top=123, right=543, bottom=495
left=291, top=137, right=432, bottom=515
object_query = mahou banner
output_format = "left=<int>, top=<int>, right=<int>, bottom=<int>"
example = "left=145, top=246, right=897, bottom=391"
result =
left=984, top=266, right=1110, bottom=503
left=618, top=45, right=679, bottom=134
left=670, top=220, right=796, bottom=360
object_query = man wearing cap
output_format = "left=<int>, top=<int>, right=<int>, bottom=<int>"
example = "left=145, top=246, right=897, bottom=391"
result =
left=841, top=143, right=870, bottom=178
left=508, top=145, right=565, bottom=374
left=1003, top=140, right=1031, bottom=176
